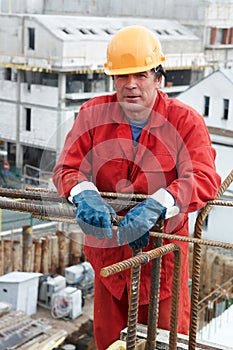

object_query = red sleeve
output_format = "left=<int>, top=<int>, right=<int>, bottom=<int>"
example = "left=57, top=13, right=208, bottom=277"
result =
left=166, top=103, right=221, bottom=213
left=52, top=107, right=93, bottom=198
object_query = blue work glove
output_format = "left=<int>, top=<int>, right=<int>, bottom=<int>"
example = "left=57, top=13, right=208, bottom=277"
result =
left=71, top=183, right=117, bottom=240
left=128, top=231, right=150, bottom=250
left=117, top=189, right=179, bottom=250
left=117, top=198, right=166, bottom=249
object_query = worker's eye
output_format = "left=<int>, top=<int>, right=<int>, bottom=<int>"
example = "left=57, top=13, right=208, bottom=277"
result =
left=135, top=72, right=148, bottom=78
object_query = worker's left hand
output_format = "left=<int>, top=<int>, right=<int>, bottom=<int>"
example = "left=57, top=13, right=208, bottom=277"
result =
left=117, top=188, right=179, bottom=249
left=117, top=197, right=166, bottom=249
left=127, top=231, right=150, bottom=250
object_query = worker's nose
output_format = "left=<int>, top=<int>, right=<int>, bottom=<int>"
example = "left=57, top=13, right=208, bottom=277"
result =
left=125, top=75, right=137, bottom=88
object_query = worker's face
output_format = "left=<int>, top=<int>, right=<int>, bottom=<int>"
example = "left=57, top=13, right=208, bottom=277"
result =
left=113, top=70, right=161, bottom=121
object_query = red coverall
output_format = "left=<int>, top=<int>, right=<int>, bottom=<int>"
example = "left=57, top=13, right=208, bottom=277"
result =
left=53, top=90, right=221, bottom=349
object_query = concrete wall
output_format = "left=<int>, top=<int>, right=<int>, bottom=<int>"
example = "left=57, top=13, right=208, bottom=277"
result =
left=43, top=0, right=206, bottom=21
left=0, top=15, right=63, bottom=66
left=205, top=1, right=233, bottom=26
left=21, top=83, right=58, bottom=108
left=0, top=15, right=23, bottom=55
left=0, top=101, right=17, bottom=141
left=1, top=0, right=44, bottom=14
left=2, top=0, right=231, bottom=25
left=23, top=17, right=63, bottom=62
left=19, top=107, right=75, bottom=151
left=0, top=77, right=76, bottom=151
left=19, top=105, right=57, bottom=149
left=0, top=13, right=204, bottom=71
left=0, top=79, right=17, bottom=100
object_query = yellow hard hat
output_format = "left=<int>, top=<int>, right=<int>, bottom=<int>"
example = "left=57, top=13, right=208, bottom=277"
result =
left=104, top=25, right=166, bottom=75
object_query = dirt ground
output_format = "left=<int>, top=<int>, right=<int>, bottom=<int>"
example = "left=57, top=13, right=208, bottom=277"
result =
left=32, top=294, right=96, bottom=349
left=33, top=294, right=94, bottom=333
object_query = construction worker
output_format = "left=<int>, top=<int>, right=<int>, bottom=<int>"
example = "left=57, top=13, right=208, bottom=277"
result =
left=53, top=26, right=221, bottom=350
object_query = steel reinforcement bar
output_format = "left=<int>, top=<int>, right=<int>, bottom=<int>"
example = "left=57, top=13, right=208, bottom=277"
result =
left=100, top=243, right=182, bottom=350
left=188, top=169, right=233, bottom=350
left=0, top=169, right=232, bottom=350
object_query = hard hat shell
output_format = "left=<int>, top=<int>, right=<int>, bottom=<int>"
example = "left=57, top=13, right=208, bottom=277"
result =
left=104, top=25, right=166, bottom=75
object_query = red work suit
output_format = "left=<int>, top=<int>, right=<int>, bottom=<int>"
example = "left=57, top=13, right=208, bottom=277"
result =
left=53, top=90, right=221, bottom=349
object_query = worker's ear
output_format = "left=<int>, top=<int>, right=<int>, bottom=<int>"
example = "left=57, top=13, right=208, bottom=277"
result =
left=112, top=76, right=116, bottom=89
left=155, top=75, right=162, bottom=89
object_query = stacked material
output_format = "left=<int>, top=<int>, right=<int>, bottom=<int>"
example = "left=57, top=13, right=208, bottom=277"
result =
left=0, top=307, right=67, bottom=350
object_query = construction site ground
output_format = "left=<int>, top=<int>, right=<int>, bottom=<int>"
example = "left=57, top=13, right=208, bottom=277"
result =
left=33, top=294, right=96, bottom=349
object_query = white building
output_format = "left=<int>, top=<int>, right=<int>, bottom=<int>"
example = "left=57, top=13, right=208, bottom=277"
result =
left=1, top=0, right=232, bottom=69
left=178, top=69, right=233, bottom=243
left=0, top=13, right=206, bottom=176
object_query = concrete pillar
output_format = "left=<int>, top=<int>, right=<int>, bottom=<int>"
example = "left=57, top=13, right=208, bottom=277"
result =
left=16, top=69, right=23, bottom=172
left=56, top=73, right=66, bottom=161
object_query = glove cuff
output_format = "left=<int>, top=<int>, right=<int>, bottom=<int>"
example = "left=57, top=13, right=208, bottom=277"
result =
left=150, top=189, right=180, bottom=219
left=69, top=181, right=99, bottom=203
left=150, top=188, right=175, bottom=208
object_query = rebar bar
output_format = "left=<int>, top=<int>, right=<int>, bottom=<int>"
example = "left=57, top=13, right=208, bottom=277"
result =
left=0, top=197, right=76, bottom=222
left=1, top=187, right=232, bottom=207
left=145, top=224, right=163, bottom=350
left=188, top=169, right=233, bottom=350
left=100, top=243, right=182, bottom=350
left=126, top=248, right=141, bottom=350
left=150, top=232, right=233, bottom=250
left=0, top=187, right=63, bottom=202
left=1, top=197, right=233, bottom=249
left=168, top=247, right=181, bottom=350
left=0, top=170, right=233, bottom=350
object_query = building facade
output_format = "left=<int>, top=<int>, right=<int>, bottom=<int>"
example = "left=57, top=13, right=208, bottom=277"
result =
left=0, top=13, right=206, bottom=179
left=178, top=69, right=233, bottom=242
left=1, top=0, right=232, bottom=68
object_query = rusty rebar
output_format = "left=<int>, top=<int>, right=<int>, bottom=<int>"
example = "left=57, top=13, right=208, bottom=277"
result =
left=0, top=187, right=63, bottom=202
left=100, top=245, right=183, bottom=278
left=126, top=248, right=141, bottom=350
left=168, top=247, right=181, bottom=350
left=100, top=243, right=182, bottom=350
left=1, top=172, right=233, bottom=349
left=1, top=197, right=233, bottom=250
left=2, top=186, right=232, bottom=207
left=0, top=197, right=76, bottom=223
left=145, top=223, right=163, bottom=350
left=150, top=232, right=233, bottom=250
left=188, top=170, right=233, bottom=350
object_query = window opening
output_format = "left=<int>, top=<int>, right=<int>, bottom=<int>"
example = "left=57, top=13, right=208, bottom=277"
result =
left=103, top=28, right=114, bottom=35
left=4, top=68, right=11, bottom=81
left=89, top=29, right=97, bottom=35
left=25, top=108, right=31, bottom=131
left=28, top=28, right=35, bottom=50
left=223, top=99, right=229, bottom=120
left=62, top=28, right=71, bottom=35
left=175, top=30, right=183, bottom=35
left=216, top=28, right=224, bottom=44
left=78, top=28, right=89, bottom=35
left=204, top=96, right=210, bottom=117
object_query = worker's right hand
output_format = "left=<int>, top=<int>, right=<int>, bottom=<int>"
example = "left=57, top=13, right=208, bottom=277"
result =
left=117, top=188, right=179, bottom=249
left=71, top=182, right=117, bottom=240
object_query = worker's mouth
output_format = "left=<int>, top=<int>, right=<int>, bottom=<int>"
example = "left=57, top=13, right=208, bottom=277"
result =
left=125, top=96, right=140, bottom=103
